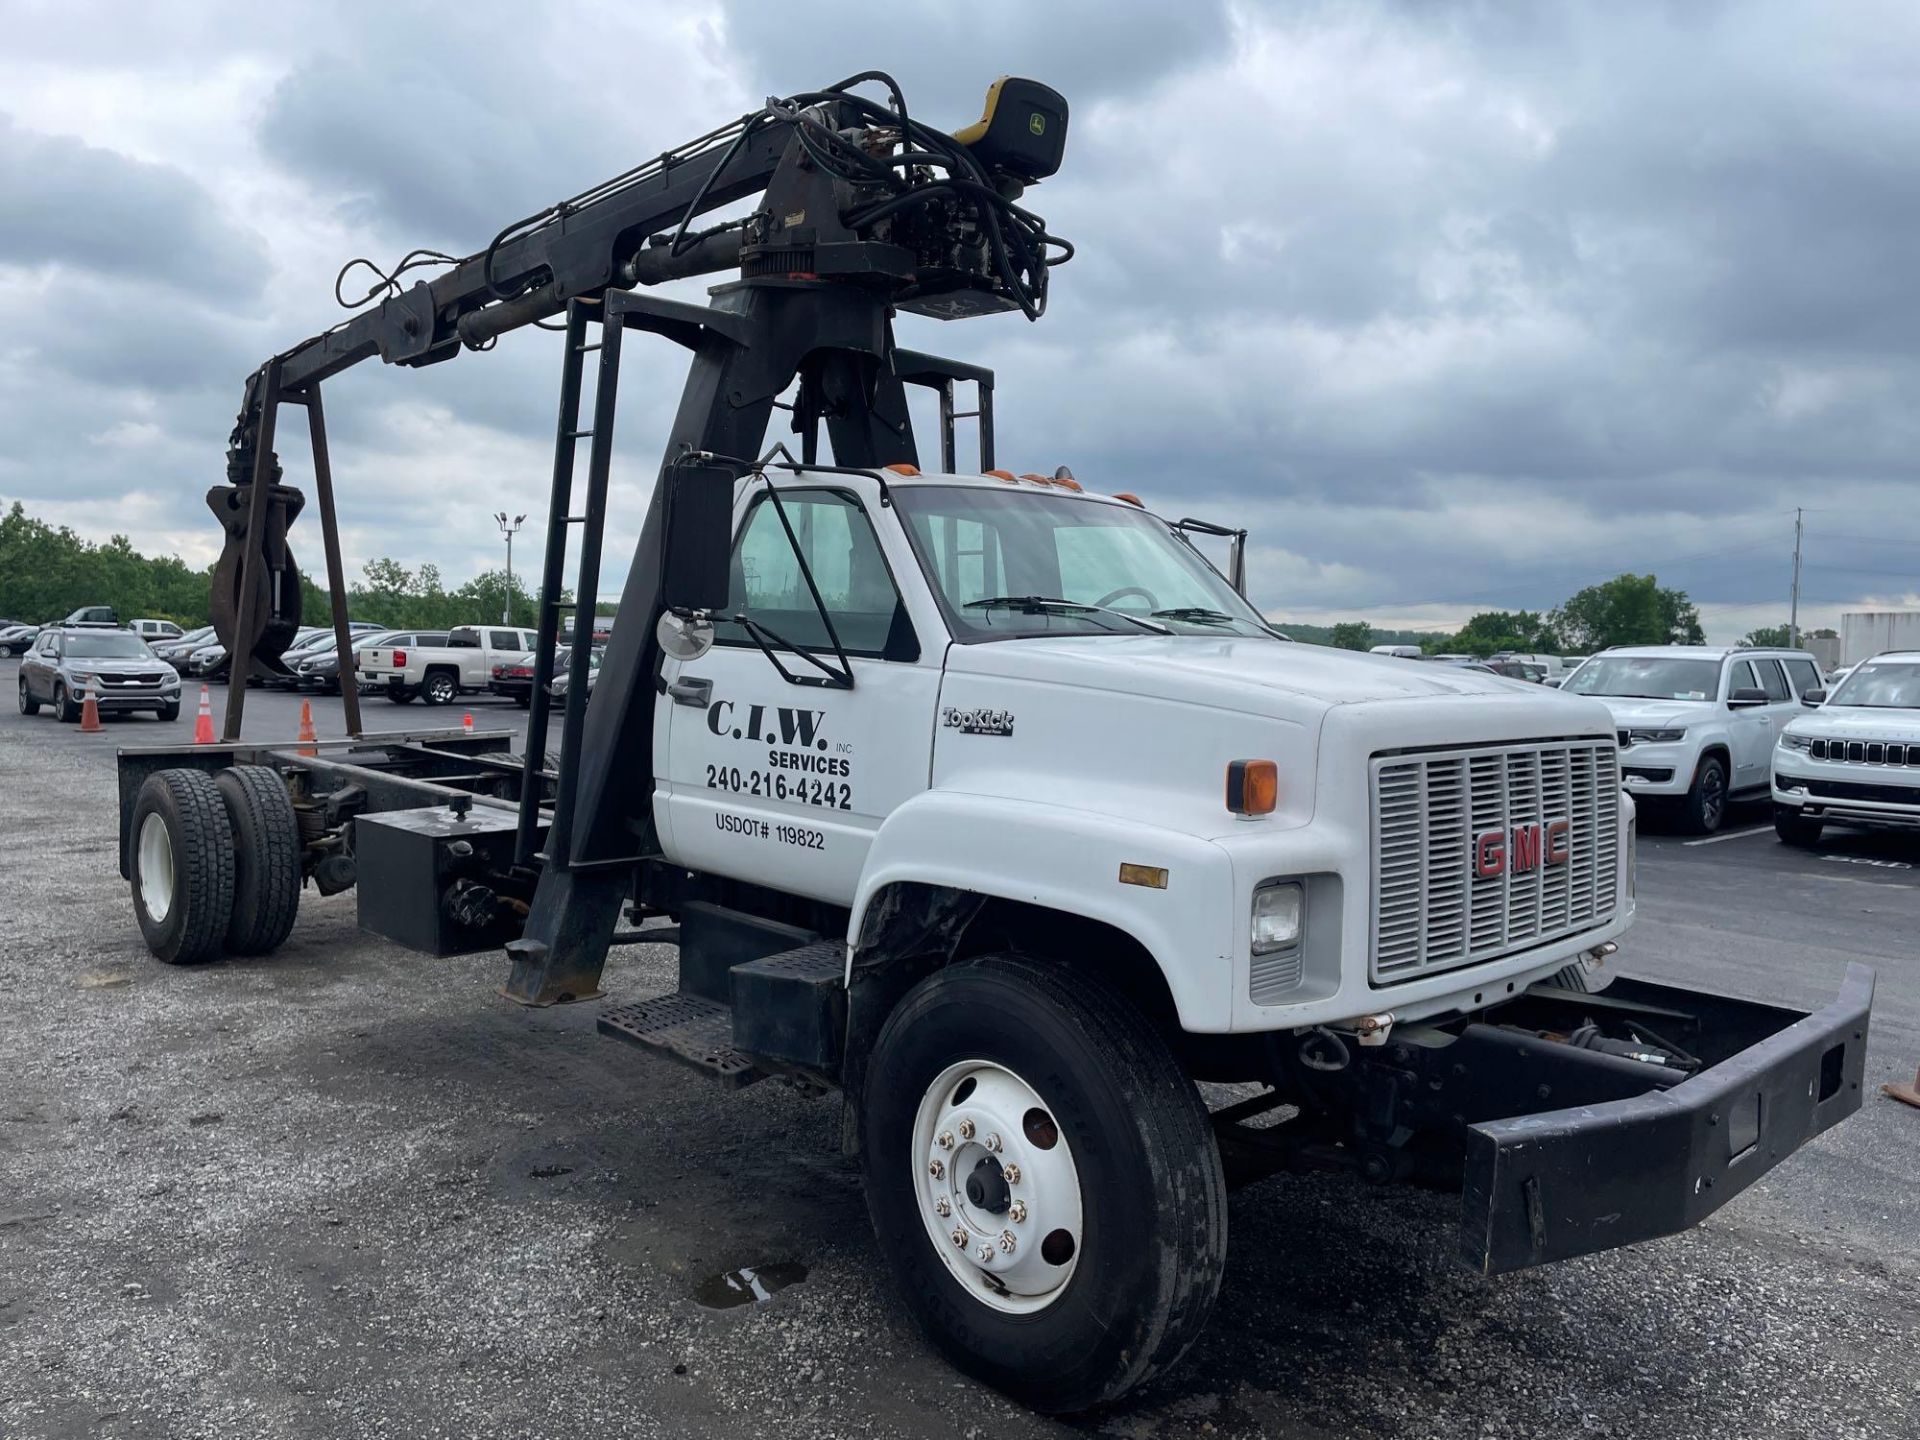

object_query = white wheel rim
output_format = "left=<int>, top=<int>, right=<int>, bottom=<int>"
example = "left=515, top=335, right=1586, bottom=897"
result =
left=911, top=1059, right=1083, bottom=1315
left=137, top=812, right=175, bottom=923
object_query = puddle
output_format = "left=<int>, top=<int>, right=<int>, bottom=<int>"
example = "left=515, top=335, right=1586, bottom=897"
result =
left=692, top=1261, right=808, bottom=1310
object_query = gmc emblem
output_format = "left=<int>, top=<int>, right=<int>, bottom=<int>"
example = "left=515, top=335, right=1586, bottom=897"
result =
left=1474, top=820, right=1571, bottom=878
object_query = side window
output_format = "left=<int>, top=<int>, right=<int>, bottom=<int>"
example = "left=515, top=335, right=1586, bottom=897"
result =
left=419, top=632, right=450, bottom=647
left=38, top=634, right=57, bottom=657
left=488, top=629, right=520, bottom=650
left=1754, top=658, right=1790, bottom=701
left=448, top=628, right=480, bottom=649
left=717, top=489, right=914, bottom=660
left=1728, top=660, right=1758, bottom=697
left=1783, top=657, right=1821, bottom=696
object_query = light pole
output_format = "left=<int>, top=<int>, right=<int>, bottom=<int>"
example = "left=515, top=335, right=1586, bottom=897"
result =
left=495, top=512, right=526, bottom=625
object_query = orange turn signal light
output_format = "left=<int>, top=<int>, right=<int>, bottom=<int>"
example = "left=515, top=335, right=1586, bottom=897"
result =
left=1226, top=759, right=1278, bottom=816
left=884, top=462, right=920, bottom=476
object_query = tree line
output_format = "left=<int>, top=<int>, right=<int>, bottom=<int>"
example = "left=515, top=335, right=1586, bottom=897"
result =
left=1312, top=574, right=1829, bottom=656
left=0, top=501, right=616, bottom=633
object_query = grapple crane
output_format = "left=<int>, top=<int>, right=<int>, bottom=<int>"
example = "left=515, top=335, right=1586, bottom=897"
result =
left=206, top=73, right=1072, bottom=999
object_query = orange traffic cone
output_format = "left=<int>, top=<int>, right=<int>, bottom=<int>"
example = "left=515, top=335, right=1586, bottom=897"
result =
left=193, top=684, right=216, bottom=744
left=463, top=712, right=474, bottom=735
left=78, top=683, right=103, bottom=732
left=297, top=698, right=318, bottom=757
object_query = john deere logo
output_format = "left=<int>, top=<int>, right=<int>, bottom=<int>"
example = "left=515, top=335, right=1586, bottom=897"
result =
left=1028, top=111, right=1047, bottom=136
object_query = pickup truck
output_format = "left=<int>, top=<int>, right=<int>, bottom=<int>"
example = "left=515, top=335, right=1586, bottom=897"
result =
left=361, top=626, right=539, bottom=705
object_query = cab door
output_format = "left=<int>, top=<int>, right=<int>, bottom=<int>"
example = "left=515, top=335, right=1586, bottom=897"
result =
left=658, top=480, right=945, bottom=908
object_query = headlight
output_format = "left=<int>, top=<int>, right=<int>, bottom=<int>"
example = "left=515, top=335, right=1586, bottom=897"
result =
left=1628, top=727, right=1688, bottom=744
left=1778, top=732, right=1812, bottom=751
left=1251, top=881, right=1304, bottom=954
left=67, top=670, right=95, bottom=685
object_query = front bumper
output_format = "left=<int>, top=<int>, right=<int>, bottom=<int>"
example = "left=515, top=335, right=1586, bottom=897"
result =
left=1774, top=760, right=1920, bottom=829
left=1460, top=964, right=1873, bottom=1273
left=1615, top=741, right=1692, bottom=795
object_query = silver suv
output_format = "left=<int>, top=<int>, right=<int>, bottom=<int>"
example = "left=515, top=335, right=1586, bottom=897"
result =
left=17, top=627, right=182, bottom=722
left=1560, top=645, right=1822, bottom=832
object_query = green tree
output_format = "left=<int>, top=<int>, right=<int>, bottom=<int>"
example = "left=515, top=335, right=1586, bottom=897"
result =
left=1447, top=609, right=1562, bottom=657
left=1742, top=624, right=1791, bottom=647
left=1551, top=574, right=1704, bottom=651
left=1329, top=621, right=1373, bottom=651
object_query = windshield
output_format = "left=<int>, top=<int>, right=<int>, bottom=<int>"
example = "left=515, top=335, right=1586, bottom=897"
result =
left=65, top=633, right=151, bottom=659
left=1829, top=661, right=1920, bottom=709
left=1563, top=656, right=1721, bottom=701
left=893, top=485, right=1275, bottom=640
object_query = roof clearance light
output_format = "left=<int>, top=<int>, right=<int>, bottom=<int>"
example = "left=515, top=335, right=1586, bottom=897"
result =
left=1226, top=759, right=1278, bottom=817
left=984, top=468, right=1020, bottom=483
left=1112, top=492, right=1144, bottom=508
left=884, top=462, right=920, bottom=476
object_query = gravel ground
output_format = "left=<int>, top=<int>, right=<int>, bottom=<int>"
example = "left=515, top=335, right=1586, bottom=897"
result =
left=2, top=663, right=1917, bottom=1439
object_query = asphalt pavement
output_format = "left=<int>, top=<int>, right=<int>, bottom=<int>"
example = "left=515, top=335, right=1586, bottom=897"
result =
left=1, top=659, right=1916, bottom=1439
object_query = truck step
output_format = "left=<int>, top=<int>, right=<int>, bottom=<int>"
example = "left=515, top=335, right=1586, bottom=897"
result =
left=730, top=941, right=847, bottom=1072
left=597, top=991, right=764, bottom=1088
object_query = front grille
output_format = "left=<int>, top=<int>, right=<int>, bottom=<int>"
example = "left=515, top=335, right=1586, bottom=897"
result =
left=1372, top=739, right=1620, bottom=984
left=1806, top=777, right=1920, bottom=805
left=99, top=672, right=163, bottom=686
left=1810, top=737, right=1918, bottom=765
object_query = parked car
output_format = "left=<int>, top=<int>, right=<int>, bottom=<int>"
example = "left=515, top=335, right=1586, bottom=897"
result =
left=1772, top=650, right=1920, bottom=846
left=362, top=626, right=538, bottom=705
left=261, top=629, right=342, bottom=689
left=127, top=618, right=186, bottom=641
left=1561, top=644, right=1824, bottom=833
left=154, top=625, right=217, bottom=670
left=293, top=630, right=402, bottom=693
left=62, top=605, right=118, bottom=627
left=185, top=641, right=230, bottom=679
left=17, top=626, right=181, bottom=721
left=547, top=647, right=604, bottom=703
left=1368, top=644, right=1424, bottom=658
left=0, top=623, right=41, bottom=657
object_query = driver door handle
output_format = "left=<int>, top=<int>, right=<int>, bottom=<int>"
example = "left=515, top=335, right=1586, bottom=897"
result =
left=666, top=675, right=712, bottom=707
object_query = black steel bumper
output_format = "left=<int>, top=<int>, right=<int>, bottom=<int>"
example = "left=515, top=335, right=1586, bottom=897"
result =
left=1460, top=963, right=1874, bottom=1274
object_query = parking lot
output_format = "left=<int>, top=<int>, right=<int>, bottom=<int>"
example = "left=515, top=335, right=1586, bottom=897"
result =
left=2, top=658, right=1917, bottom=1440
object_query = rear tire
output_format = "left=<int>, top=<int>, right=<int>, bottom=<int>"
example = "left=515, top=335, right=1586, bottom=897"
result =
left=130, top=769, right=234, bottom=964
left=1678, top=754, right=1728, bottom=835
left=860, top=955, right=1227, bottom=1413
left=422, top=670, right=458, bottom=706
left=215, top=766, right=302, bottom=955
left=18, top=676, right=39, bottom=715
left=1774, top=804, right=1824, bottom=848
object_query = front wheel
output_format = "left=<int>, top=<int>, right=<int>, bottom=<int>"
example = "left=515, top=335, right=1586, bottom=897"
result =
left=1678, top=754, right=1728, bottom=835
left=861, top=955, right=1227, bottom=1413
left=1774, top=804, right=1824, bottom=848
left=54, top=682, right=79, bottom=723
left=18, top=676, right=39, bottom=715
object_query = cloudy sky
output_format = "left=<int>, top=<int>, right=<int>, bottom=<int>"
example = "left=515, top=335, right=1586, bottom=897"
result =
left=4, top=0, right=1918, bottom=639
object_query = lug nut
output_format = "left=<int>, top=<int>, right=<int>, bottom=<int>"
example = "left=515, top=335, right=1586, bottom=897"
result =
left=1008, top=1199, right=1027, bottom=1223
left=934, top=1197, right=951, bottom=1218
left=951, top=1227, right=969, bottom=1247
left=928, top=1158, right=944, bottom=1179
left=957, top=1118, right=976, bottom=1140
left=983, top=1132, right=1003, bottom=1153
left=1002, top=1163, right=1021, bottom=1185
left=977, top=1243, right=995, bottom=1262
left=999, top=1230, right=1017, bottom=1254
left=937, top=1131, right=955, bottom=1151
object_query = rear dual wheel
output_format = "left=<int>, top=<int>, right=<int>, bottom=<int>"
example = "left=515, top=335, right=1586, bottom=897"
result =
left=130, top=765, right=301, bottom=964
left=861, top=955, right=1227, bottom=1413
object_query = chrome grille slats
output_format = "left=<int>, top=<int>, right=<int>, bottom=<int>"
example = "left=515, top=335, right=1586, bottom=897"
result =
left=1370, top=739, right=1620, bottom=984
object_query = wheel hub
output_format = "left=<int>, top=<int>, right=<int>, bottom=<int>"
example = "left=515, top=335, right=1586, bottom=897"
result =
left=137, top=812, right=174, bottom=923
left=911, top=1059, right=1082, bottom=1314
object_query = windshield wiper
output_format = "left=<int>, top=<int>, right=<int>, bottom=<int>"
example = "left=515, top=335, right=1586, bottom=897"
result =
left=965, top=595, right=1172, bottom=635
left=1150, top=606, right=1288, bottom=638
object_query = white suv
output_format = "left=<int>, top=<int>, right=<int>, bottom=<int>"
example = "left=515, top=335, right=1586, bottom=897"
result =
left=1560, top=645, right=1823, bottom=833
left=1773, top=650, right=1920, bottom=846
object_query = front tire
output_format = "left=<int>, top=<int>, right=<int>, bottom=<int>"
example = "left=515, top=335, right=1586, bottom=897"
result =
left=130, top=769, right=234, bottom=964
left=1678, top=754, right=1729, bottom=835
left=1774, top=804, right=1824, bottom=848
left=54, top=682, right=79, bottom=723
left=861, top=955, right=1227, bottom=1413
left=18, top=676, right=39, bottom=715
left=159, top=700, right=180, bottom=722
left=215, top=766, right=302, bottom=955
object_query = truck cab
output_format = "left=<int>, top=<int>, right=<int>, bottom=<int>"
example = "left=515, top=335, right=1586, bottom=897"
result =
left=655, top=466, right=1635, bottom=1034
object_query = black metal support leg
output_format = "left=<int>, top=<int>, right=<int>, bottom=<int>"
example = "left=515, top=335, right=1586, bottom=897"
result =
left=224, top=358, right=281, bottom=740
left=304, top=385, right=363, bottom=738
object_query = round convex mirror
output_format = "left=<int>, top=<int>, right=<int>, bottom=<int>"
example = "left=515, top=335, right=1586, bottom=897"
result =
left=657, top=609, right=715, bottom=661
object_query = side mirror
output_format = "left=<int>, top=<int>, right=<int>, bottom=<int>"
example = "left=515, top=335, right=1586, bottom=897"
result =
left=661, top=459, right=736, bottom=613
left=1802, top=688, right=1827, bottom=707
left=1727, top=687, right=1769, bottom=707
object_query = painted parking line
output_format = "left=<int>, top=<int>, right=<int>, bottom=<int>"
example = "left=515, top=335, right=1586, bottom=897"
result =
left=1681, top=824, right=1775, bottom=847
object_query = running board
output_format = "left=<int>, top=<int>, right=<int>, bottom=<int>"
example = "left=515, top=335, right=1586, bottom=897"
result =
left=597, top=991, right=765, bottom=1089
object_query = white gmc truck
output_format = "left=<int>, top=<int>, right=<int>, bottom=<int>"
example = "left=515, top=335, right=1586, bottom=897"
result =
left=118, top=463, right=1874, bottom=1413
